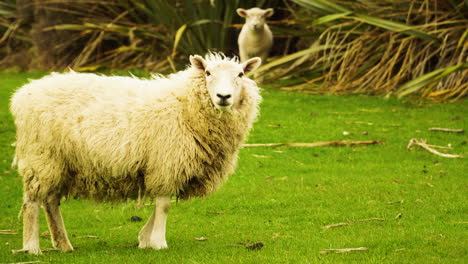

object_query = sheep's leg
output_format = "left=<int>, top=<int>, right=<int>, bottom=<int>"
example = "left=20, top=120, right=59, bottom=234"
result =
left=43, top=195, right=73, bottom=252
left=138, top=196, right=171, bottom=250
left=18, top=195, right=41, bottom=255
left=138, top=206, right=156, bottom=247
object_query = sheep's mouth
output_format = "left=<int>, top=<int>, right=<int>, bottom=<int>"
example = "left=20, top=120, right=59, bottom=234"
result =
left=215, top=101, right=232, bottom=111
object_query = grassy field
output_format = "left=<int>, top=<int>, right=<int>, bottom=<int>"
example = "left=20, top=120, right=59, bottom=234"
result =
left=0, top=72, right=466, bottom=263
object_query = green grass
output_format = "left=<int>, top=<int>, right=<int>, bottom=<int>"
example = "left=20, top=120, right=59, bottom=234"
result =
left=0, top=72, right=466, bottom=263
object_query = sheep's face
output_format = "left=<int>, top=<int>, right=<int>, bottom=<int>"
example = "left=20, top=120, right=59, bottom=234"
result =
left=237, top=8, right=274, bottom=31
left=190, top=55, right=261, bottom=111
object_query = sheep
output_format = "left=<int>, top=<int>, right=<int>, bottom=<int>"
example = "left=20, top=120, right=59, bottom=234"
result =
left=10, top=53, right=262, bottom=255
left=237, top=7, right=274, bottom=64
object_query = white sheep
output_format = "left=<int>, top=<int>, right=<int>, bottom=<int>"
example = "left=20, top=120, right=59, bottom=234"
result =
left=237, top=7, right=274, bottom=63
left=10, top=53, right=262, bottom=255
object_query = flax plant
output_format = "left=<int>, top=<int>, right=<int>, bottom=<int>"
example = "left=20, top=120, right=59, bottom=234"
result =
left=261, top=0, right=467, bottom=101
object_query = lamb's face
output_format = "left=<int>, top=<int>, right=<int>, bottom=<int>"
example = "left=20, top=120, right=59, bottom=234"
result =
left=190, top=55, right=262, bottom=111
left=237, top=8, right=274, bottom=31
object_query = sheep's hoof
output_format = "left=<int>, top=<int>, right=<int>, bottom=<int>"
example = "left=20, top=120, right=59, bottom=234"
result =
left=138, top=240, right=168, bottom=250
left=12, top=247, right=42, bottom=255
left=57, top=244, right=74, bottom=252
left=53, top=241, right=74, bottom=252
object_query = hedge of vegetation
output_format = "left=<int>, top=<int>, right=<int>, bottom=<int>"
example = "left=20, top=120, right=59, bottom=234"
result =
left=0, top=0, right=467, bottom=101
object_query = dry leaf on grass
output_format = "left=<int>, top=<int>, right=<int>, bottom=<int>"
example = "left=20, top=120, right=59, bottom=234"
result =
left=245, top=242, right=264, bottom=250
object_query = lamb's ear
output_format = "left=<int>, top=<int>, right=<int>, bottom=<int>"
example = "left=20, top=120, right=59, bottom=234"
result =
left=263, top=8, right=274, bottom=18
left=237, top=8, right=247, bottom=17
left=242, top=57, right=262, bottom=75
left=190, top=55, right=207, bottom=71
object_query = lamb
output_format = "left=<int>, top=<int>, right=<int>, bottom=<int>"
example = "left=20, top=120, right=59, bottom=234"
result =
left=237, top=7, right=274, bottom=63
left=10, top=53, right=262, bottom=255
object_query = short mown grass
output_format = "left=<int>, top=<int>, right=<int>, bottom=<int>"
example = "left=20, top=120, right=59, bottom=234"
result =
left=0, top=72, right=466, bottom=263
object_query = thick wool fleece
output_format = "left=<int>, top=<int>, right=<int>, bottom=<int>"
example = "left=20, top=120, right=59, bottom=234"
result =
left=11, top=63, right=261, bottom=202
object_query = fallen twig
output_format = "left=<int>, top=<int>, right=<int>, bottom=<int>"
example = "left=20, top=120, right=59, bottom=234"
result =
left=41, top=248, right=59, bottom=252
left=322, top=218, right=387, bottom=229
left=320, top=247, right=368, bottom=254
left=0, top=230, right=17, bottom=235
left=352, top=218, right=386, bottom=222
left=407, top=138, right=463, bottom=158
left=428, top=127, right=464, bottom=133
left=12, top=248, right=60, bottom=254
left=76, top=235, right=98, bottom=239
left=386, top=200, right=404, bottom=204
left=4, top=261, right=45, bottom=264
left=243, top=140, right=382, bottom=148
left=322, top=222, right=350, bottom=229
left=207, top=211, right=224, bottom=214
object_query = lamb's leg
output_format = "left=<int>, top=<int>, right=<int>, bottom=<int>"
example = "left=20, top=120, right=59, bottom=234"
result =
left=16, top=195, right=41, bottom=255
left=138, top=196, right=171, bottom=250
left=254, top=53, right=268, bottom=83
left=43, top=195, right=73, bottom=252
left=239, top=48, right=248, bottom=63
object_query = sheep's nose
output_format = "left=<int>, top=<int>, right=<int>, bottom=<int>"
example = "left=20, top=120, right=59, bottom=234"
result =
left=216, top=94, right=231, bottom=100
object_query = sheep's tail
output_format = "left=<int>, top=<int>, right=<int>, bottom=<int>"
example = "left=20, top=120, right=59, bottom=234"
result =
left=11, top=142, right=18, bottom=169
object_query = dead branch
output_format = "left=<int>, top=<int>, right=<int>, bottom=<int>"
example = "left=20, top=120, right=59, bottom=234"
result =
left=320, top=247, right=368, bottom=254
left=428, top=127, right=464, bottom=133
left=243, top=140, right=382, bottom=148
left=407, top=138, right=463, bottom=158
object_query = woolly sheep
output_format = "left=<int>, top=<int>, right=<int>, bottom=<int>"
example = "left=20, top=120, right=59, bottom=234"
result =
left=10, top=53, right=262, bottom=255
left=237, top=7, right=274, bottom=63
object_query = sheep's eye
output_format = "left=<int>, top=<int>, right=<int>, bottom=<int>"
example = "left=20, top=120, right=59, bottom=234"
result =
left=205, top=71, right=211, bottom=76
left=238, top=72, right=244, bottom=78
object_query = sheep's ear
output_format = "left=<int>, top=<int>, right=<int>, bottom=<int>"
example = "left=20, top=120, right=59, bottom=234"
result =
left=190, top=55, right=206, bottom=71
left=242, top=57, right=262, bottom=74
left=263, top=8, right=274, bottom=18
left=237, top=8, right=247, bottom=17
